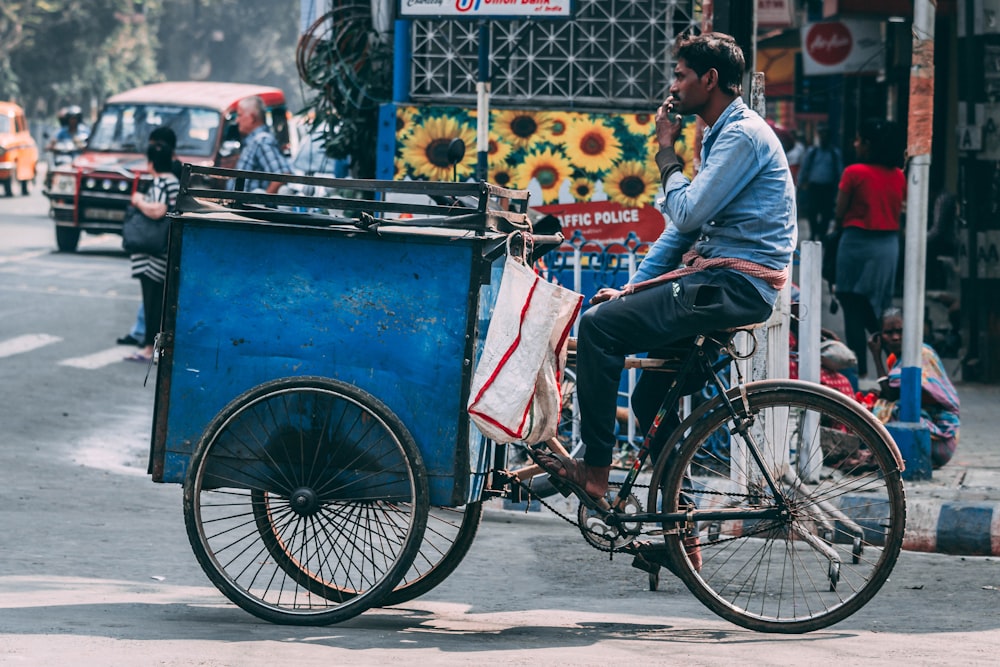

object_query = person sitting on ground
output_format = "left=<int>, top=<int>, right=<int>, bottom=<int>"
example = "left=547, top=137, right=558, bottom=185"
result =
left=532, top=32, right=797, bottom=501
left=867, top=307, right=960, bottom=469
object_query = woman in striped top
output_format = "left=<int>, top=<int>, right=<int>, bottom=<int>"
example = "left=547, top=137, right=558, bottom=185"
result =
left=126, top=131, right=179, bottom=363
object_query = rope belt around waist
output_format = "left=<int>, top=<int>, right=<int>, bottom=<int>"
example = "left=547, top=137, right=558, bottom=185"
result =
left=622, top=249, right=788, bottom=296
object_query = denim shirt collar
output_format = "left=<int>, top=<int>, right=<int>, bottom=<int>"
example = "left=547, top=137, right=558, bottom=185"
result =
left=702, top=97, right=746, bottom=157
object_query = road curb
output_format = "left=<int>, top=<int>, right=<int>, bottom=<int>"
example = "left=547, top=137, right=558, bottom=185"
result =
left=902, top=497, right=1000, bottom=556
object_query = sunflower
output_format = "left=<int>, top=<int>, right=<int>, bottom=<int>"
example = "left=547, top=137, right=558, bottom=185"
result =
left=623, top=112, right=656, bottom=137
left=603, top=160, right=660, bottom=208
left=489, top=164, right=517, bottom=189
left=494, top=109, right=553, bottom=149
left=515, top=148, right=573, bottom=204
left=396, top=106, right=420, bottom=138
left=547, top=112, right=572, bottom=141
left=569, top=177, right=594, bottom=202
left=399, top=116, right=477, bottom=181
left=563, top=118, right=622, bottom=174
left=487, top=135, right=512, bottom=165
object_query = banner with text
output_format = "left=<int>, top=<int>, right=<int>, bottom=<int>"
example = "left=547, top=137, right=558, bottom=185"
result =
left=398, top=0, right=574, bottom=19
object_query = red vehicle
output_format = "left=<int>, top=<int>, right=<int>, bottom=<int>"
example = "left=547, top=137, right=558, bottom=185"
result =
left=45, top=81, right=295, bottom=252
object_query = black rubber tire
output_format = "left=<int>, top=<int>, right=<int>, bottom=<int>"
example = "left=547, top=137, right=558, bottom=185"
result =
left=2, top=177, right=11, bottom=197
left=380, top=501, right=483, bottom=606
left=184, top=376, right=429, bottom=626
left=55, top=226, right=80, bottom=252
left=649, top=379, right=905, bottom=634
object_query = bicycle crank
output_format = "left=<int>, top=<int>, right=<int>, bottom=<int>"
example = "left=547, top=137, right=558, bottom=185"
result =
left=577, top=492, right=643, bottom=550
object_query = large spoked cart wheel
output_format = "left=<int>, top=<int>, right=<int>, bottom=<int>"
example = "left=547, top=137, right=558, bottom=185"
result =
left=381, top=501, right=483, bottom=607
left=183, top=376, right=430, bottom=626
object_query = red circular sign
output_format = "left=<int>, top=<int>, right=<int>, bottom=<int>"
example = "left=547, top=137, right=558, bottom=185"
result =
left=806, top=22, right=853, bottom=67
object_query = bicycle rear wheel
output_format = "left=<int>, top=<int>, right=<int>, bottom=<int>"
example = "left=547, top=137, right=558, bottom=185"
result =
left=184, top=376, right=429, bottom=626
left=649, top=380, right=905, bottom=633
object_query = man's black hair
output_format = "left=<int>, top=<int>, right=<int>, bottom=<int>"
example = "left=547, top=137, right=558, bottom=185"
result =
left=673, top=31, right=745, bottom=97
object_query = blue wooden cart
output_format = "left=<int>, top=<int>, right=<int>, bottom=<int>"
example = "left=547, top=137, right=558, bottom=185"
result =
left=148, top=166, right=545, bottom=625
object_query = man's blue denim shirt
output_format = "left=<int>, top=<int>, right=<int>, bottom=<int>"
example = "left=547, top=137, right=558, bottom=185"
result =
left=630, top=97, right=798, bottom=306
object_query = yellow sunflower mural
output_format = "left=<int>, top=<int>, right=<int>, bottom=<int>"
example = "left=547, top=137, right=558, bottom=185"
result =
left=396, top=106, right=419, bottom=138
left=515, top=148, right=573, bottom=204
left=604, top=160, right=660, bottom=208
left=487, top=135, right=512, bottom=166
left=546, top=112, right=572, bottom=141
left=569, top=177, right=594, bottom=202
left=489, top=164, right=517, bottom=189
left=624, top=112, right=656, bottom=136
left=494, top=110, right=553, bottom=150
left=563, top=118, right=622, bottom=174
left=400, top=116, right=477, bottom=181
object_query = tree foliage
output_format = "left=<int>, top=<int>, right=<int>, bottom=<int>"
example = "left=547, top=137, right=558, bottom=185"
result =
left=3, top=0, right=300, bottom=119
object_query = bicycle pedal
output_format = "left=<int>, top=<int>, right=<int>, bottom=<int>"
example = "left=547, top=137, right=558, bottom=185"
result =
left=546, top=475, right=574, bottom=498
left=631, top=552, right=660, bottom=575
left=633, top=542, right=681, bottom=576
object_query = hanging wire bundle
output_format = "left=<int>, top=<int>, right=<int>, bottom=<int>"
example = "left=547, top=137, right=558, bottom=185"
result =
left=296, top=1, right=393, bottom=176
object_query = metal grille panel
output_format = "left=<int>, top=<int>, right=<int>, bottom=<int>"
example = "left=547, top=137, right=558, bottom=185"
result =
left=409, top=0, right=699, bottom=110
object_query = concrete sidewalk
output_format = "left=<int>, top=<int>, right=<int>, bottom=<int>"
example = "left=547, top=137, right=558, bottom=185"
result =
left=898, top=381, right=1000, bottom=556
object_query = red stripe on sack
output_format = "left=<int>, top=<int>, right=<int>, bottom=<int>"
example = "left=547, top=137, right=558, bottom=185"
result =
left=550, top=294, right=583, bottom=422
left=469, top=270, right=542, bottom=440
left=470, top=272, right=540, bottom=406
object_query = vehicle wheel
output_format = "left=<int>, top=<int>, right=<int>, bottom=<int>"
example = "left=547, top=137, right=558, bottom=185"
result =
left=2, top=177, right=11, bottom=197
left=380, top=501, right=483, bottom=606
left=184, top=376, right=429, bottom=626
left=55, top=226, right=80, bottom=253
left=648, top=380, right=905, bottom=634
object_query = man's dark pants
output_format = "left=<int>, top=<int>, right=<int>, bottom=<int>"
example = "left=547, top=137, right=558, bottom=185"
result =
left=576, top=269, right=773, bottom=468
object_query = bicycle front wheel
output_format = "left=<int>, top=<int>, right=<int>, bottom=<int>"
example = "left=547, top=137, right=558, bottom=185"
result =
left=649, top=380, right=905, bottom=633
left=184, top=376, right=429, bottom=626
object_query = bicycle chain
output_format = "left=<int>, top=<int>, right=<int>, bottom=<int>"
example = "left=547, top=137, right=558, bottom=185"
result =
left=506, top=474, right=788, bottom=553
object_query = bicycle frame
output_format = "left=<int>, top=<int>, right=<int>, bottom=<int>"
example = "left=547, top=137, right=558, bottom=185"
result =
left=601, top=333, right=788, bottom=531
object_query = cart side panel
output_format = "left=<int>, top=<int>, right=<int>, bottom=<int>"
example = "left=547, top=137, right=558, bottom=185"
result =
left=160, top=220, right=487, bottom=506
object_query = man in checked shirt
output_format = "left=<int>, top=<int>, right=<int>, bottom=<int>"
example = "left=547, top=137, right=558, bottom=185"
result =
left=234, top=95, right=292, bottom=193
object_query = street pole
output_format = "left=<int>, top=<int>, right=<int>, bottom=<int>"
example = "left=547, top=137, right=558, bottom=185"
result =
left=476, top=20, right=491, bottom=182
left=892, top=0, right=936, bottom=478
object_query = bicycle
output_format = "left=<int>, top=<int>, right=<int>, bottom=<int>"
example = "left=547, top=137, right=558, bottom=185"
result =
left=496, top=325, right=906, bottom=634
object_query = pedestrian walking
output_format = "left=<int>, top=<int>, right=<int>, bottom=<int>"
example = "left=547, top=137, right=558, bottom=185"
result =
left=832, top=118, right=906, bottom=378
left=798, top=125, right=843, bottom=241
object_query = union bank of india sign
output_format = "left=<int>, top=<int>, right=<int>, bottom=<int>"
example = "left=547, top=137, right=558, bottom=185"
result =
left=398, top=0, right=575, bottom=19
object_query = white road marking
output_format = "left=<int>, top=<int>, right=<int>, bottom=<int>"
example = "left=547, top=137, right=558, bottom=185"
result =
left=59, top=346, right=137, bottom=369
left=0, top=334, right=62, bottom=358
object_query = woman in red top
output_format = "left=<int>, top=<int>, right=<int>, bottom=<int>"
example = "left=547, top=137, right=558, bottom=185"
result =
left=832, top=118, right=906, bottom=377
